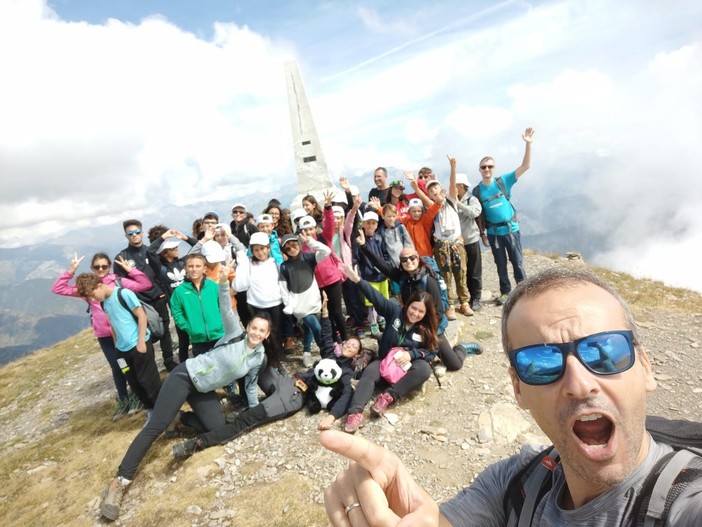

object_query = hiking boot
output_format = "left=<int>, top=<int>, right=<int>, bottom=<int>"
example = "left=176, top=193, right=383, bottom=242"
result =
left=470, top=300, right=483, bottom=312
left=283, top=337, right=295, bottom=351
left=111, top=397, right=130, bottom=421
left=459, top=303, right=474, bottom=316
left=369, top=323, right=381, bottom=338
left=100, top=476, right=130, bottom=521
left=495, top=293, right=509, bottom=306
left=371, top=392, right=394, bottom=416
left=172, top=437, right=203, bottom=460
left=445, top=306, right=457, bottom=320
left=355, top=326, right=366, bottom=339
left=302, top=352, right=313, bottom=368
left=455, top=342, right=483, bottom=356
left=127, top=394, right=143, bottom=415
left=344, top=412, right=364, bottom=433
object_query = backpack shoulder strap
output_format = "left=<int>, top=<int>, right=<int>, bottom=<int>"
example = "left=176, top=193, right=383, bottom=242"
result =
left=632, top=449, right=702, bottom=526
left=495, top=176, right=511, bottom=201
left=503, top=446, right=559, bottom=527
left=472, top=184, right=482, bottom=200
left=212, top=332, right=246, bottom=350
left=114, top=287, right=139, bottom=323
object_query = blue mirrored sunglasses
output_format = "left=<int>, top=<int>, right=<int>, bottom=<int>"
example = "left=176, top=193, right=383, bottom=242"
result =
left=508, top=330, right=636, bottom=386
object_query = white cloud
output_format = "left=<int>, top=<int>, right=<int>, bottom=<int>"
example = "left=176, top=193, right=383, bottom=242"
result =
left=445, top=105, right=514, bottom=139
left=1, top=0, right=701, bottom=295
left=0, top=0, right=292, bottom=243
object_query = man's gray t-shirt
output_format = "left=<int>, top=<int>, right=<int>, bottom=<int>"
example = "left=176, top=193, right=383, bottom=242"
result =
left=440, top=438, right=702, bottom=526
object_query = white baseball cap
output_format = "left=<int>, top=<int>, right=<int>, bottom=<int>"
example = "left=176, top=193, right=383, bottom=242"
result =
left=201, top=240, right=226, bottom=263
left=291, top=208, right=307, bottom=223
left=298, top=216, right=317, bottom=230
left=156, top=238, right=180, bottom=254
left=256, top=214, right=273, bottom=226
left=332, top=206, right=345, bottom=217
left=407, top=198, right=424, bottom=210
left=362, top=211, right=379, bottom=222
left=249, top=232, right=270, bottom=246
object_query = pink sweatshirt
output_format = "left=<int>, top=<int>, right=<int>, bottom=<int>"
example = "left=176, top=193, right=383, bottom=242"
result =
left=303, top=206, right=345, bottom=288
left=51, top=269, right=153, bottom=338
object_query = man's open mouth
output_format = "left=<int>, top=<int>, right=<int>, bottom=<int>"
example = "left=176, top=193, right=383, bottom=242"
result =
left=572, top=413, right=614, bottom=449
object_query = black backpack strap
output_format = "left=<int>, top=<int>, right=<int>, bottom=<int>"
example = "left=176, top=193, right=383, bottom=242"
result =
left=503, top=447, right=559, bottom=527
left=212, top=332, right=246, bottom=350
left=114, top=287, right=138, bottom=324
left=633, top=449, right=702, bottom=527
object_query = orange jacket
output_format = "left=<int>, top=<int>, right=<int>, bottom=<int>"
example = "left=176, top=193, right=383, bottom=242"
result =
left=400, top=202, right=441, bottom=257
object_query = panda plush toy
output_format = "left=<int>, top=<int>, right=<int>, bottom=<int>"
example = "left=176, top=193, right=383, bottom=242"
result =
left=308, top=358, right=344, bottom=414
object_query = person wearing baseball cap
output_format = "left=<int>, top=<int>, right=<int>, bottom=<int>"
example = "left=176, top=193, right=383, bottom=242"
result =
left=279, top=231, right=332, bottom=367
left=425, top=166, right=470, bottom=320
left=384, top=178, right=410, bottom=221
left=231, top=231, right=285, bottom=369
left=399, top=171, right=441, bottom=259
left=229, top=203, right=258, bottom=249
left=355, top=209, right=388, bottom=337
left=254, top=214, right=283, bottom=264
left=449, top=159, right=484, bottom=312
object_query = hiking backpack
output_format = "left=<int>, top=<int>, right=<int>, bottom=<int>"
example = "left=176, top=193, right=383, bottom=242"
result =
left=472, top=176, right=518, bottom=234
left=111, top=286, right=165, bottom=339
left=503, top=416, right=702, bottom=526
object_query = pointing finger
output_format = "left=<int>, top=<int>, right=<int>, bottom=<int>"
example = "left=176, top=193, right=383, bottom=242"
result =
left=320, top=431, right=390, bottom=476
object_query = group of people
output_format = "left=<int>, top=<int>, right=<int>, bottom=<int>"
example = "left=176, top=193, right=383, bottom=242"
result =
left=51, top=128, right=547, bottom=522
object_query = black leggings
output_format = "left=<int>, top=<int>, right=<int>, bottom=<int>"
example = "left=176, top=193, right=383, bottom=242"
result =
left=321, top=281, right=348, bottom=341
left=200, top=367, right=306, bottom=448
left=437, top=333, right=465, bottom=371
left=117, top=363, right=224, bottom=480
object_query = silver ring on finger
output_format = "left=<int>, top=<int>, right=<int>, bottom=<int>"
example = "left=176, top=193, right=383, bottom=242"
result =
left=344, top=502, right=361, bottom=515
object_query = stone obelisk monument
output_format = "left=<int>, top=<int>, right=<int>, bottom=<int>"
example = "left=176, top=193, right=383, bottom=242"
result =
left=284, top=60, right=337, bottom=209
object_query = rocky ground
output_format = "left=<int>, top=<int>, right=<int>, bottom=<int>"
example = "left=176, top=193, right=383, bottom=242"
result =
left=2, top=251, right=701, bottom=526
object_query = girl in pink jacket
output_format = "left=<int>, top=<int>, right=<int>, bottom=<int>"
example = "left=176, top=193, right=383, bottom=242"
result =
left=299, top=191, right=349, bottom=342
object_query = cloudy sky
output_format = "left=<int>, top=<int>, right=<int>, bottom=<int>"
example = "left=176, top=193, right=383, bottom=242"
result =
left=1, top=0, right=701, bottom=291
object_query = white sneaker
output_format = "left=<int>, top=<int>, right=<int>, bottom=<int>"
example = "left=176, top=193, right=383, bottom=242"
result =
left=302, top=352, right=313, bottom=368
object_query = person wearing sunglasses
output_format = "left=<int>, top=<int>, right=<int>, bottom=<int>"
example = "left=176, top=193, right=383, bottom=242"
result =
left=52, top=252, right=153, bottom=420
left=320, top=267, right=702, bottom=526
left=472, top=127, right=534, bottom=306
left=355, top=242, right=467, bottom=372
left=115, top=219, right=177, bottom=371
left=448, top=156, right=484, bottom=312
left=341, top=263, right=439, bottom=433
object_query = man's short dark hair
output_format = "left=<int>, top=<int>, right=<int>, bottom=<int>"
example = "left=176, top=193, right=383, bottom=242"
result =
left=374, top=167, right=387, bottom=176
left=123, top=219, right=142, bottom=231
left=501, top=267, right=639, bottom=354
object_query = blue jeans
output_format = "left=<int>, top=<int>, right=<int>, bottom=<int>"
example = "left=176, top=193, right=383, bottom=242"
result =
left=488, top=231, right=526, bottom=295
left=301, top=314, right=322, bottom=353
